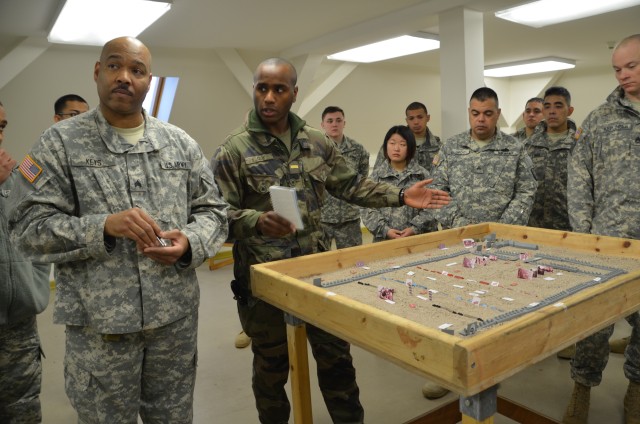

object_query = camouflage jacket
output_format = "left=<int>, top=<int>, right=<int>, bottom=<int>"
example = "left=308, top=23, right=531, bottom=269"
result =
left=320, top=135, right=369, bottom=224
left=8, top=108, right=229, bottom=333
left=374, top=128, right=441, bottom=173
left=511, top=127, right=530, bottom=143
left=525, top=120, right=576, bottom=231
left=431, top=130, right=537, bottom=229
left=361, top=159, right=434, bottom=242
left=568, top=87, right=640, bottom=238
left=211, top=110, right=401, bottom=292
left=0, top=170, right=50, bottom=325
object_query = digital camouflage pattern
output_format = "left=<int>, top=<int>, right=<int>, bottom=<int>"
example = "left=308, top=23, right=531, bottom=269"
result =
left=431, top=130, right=537, bottom=229
left=510, top=127, right=530, bottom=143
left=571, top=313, right=640, bottom=386
left=568, top=87, right=640, bottom=386
left=9, top=108, right=228, bottom=334
left=320, top=135, right=369, bottom=249
left=568, top=87, right=640, bottom=239
left=323, top=219, right=362, bottom=250
left=1, top=170, right=50, bottom=423
left=361, top=159, right=435, bottom=242
left=0, top=317, right=43, bottom=424
left=0, top=171, right=50, bottom=326
left=64, top=311, right=198, bottom=423
left=211, top=109, right=405, bottom=424
left=524, top=120, right=576, bottom=230
left=320, top=135, right=369, bottom=224
left=373, top=128, right=441, bottom=172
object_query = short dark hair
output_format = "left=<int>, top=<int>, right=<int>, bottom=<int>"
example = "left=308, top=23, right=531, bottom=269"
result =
left=382, top=125, right=416, bottom=164
left=54, top=94, right=88, bottom=114
left=322, top=106, right=344, bottom=120
left=544, top=86, right=571, bottom=106
left=525, top=97, right=544, bottom=107
left=405, top=101, right=428, bottom=115
left=470, top=87, right=499, bottom=108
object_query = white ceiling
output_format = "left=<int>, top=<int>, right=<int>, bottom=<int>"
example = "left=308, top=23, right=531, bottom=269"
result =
left=0, top=0, right=638, bottom=74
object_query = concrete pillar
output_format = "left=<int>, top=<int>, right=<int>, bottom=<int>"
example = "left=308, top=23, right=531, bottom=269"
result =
left=438, top=8, right=485, bottom=140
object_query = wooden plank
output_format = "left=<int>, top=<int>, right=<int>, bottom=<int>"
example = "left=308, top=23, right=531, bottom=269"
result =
left=287, top=323, right=313, bottom=424
left=403, top=398, right=461, bottom=424
left=497, top=396, right=559, bottom=424
left=461, top=415, right=493, bottom=424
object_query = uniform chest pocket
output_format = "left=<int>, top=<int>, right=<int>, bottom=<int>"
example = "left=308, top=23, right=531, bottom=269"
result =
left=483, top=151, right=519, bottom=193
left=247, top=174, right=280, bottom=194
left=69, top=156, right=120, bottom=209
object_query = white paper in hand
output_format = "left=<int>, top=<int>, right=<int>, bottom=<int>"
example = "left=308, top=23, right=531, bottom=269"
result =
left=269, top=186, right=304, bottom=230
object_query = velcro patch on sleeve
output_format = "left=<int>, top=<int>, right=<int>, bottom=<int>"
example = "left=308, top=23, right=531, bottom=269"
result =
left=18, top=155, right=43, bottom=184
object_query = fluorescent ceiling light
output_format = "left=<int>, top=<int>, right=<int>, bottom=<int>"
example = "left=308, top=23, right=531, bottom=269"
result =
left=48, top=0, right=171, bottom=46
left=484, top=57, right=575, bottom=78
left=495, top=0, right=640, bottom=28
left=327, top=33, right=439, bottom=63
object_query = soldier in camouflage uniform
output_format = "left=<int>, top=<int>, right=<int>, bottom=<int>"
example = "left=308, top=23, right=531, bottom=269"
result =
left=362, top=126, right=434, bottom=242
left=211, top=58, right=450, bottom=424
left=525, top=87, right=576, bottom=231
left=373, top=102, right=441, bottom=171
left=319, top=106, right=369, bottom=249
left=8, top=37, right=228, bottom=424
left=0, top=101, right=50, bottom=424
left=563, top=34, right=640, bottom=424
left=431, top=87, right=537, bottom=229
left=511, top=97, right=544, bottom=142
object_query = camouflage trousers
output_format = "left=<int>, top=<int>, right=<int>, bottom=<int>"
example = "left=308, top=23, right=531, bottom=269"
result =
left=571, top=312, right=640, bottom=386
left=64, top=311, right=198, bottom=424
left=238, top=298, right=364, bottom=424
left=321, top=219, right=363, bottom=250
left=0, top=316, right=43, bottom=424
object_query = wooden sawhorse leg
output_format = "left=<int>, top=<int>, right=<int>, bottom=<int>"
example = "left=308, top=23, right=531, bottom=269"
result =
left=284, top=313, right=314, bottom=424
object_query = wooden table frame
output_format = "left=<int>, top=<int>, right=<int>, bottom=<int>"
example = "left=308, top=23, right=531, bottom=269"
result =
left=251, top=223, right=640, bottom=423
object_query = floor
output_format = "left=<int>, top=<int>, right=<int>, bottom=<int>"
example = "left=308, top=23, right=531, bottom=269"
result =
left=38, top=248, right=631, bottom=423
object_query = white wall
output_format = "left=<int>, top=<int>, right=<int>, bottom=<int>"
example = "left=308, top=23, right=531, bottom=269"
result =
left=0, top=44, right=620, bottom=164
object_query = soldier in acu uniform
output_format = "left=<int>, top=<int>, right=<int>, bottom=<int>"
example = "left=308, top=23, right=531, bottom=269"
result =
left=319, top=106, right=369, bottom=249
left=374, top=101, right=441, bottom=172
left=0, top=100, right=51, bottom=424
left=8, top=37, right=228, bottom=423
left=511, top=97, right=544, bottom=142
left=362, top=125, right=434, bottom=242
left=563, top=33, right=640, bottom=424
left=431, top=87, right=537, bottom=229
left=525, top=86, right=576, bottom=231
left=211, top=57, right=450, bottom=424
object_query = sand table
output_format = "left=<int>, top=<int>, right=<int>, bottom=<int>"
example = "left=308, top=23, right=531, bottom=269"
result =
left=302, top=236, right=639, bottom=337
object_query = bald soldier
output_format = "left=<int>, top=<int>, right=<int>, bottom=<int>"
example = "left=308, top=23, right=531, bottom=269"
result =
left=9, top=37, right=228, bottom=423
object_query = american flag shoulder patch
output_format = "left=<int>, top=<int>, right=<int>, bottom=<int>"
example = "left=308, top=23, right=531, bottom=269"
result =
left=19, top=155, right=43, bottom=183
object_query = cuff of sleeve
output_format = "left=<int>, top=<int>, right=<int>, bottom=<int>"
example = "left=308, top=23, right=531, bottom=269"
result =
left=386, top=188, right=402, bottom=207
left=88, top=214, right=112, bottom=260
left=176, top=246, right=193, bottom=270
left=247, top=211, right=263, bottom=237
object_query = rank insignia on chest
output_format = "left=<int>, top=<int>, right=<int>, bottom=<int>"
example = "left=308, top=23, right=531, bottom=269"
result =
left=289, top=163, right=301, bottom=174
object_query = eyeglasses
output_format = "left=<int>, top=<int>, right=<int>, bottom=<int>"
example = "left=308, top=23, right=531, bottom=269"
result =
left=56, top=111, right=82, bottom=118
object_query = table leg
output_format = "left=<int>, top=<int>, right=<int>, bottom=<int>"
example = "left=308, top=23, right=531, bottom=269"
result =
left=285, top=314, right=313, bottom=424
left=460, top=385, right=497, bottom=424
